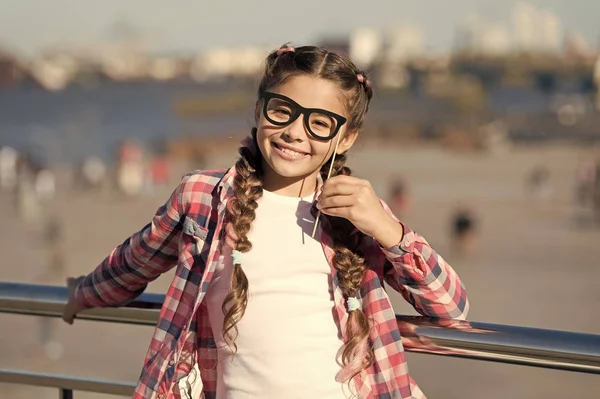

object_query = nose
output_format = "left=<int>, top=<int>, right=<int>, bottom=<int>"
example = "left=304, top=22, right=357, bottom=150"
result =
left=281, top=115, right=307, bottom=143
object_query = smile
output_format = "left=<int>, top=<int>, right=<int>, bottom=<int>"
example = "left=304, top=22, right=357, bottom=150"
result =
left=272, top=142, right=310, bottom=159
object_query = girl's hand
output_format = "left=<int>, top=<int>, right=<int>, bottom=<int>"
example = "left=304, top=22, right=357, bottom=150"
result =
left=317, top=175, right=404, bottom=247
left=62, top=276, right=87, bottom=325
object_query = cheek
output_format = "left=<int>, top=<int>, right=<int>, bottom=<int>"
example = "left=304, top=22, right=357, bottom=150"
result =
left=310, top=139, right=335, bottom=158
left=256, top=123, right=276, bottom=141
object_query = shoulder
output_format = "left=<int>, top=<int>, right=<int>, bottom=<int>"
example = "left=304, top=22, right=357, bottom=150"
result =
left=176, top=169, right=229, bottom=213
left=178, top=169, right=228, bottom=194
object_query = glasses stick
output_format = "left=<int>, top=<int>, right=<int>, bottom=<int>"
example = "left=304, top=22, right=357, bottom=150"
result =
left=312, top=133, right=342, bottom=238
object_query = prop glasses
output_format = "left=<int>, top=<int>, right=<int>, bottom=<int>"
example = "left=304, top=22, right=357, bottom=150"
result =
left=260, top=92, right=347, bottom=141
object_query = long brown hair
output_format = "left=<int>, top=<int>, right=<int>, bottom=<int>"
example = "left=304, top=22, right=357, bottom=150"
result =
left=222, top=45, right=374, bottom=382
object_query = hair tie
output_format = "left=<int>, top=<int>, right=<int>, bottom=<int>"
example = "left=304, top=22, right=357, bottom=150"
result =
left=357, top=73, right=370, bottom=89
left=232, top=250, right=243, bottom=265
left=276, top=47, right=295, bottom=56
left=346, top=297, right=361, bottom=312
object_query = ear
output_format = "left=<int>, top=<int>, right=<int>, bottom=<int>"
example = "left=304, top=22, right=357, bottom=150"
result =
left=254, top=100, right=261, bottom=125
left=337, top=129, right=359, bottom=154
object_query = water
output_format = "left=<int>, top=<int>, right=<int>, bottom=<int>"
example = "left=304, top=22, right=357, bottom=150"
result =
left=0, top=81, right=552, bottom=166
left=0, top=81, right=254, bottom=165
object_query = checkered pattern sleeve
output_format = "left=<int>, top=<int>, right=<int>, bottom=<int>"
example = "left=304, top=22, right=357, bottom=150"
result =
left=376, top=199, right=469, bottom=320
left=381, top=224, right=469, bottom=320
left=74, top=173, right=191, bottom=308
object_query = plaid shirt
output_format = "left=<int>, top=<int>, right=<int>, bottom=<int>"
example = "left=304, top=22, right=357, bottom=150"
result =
left=76, top=167, right=469, bottom=399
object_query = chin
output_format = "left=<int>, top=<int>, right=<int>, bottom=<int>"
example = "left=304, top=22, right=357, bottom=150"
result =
left=268, top=158, right=315, bottom=178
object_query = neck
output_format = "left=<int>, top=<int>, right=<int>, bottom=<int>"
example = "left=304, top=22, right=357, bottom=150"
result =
left=261, top=169, right=319, bottom=198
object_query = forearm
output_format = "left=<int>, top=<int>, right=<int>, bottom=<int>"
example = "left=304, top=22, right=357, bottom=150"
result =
left=382, top=226, right=469, bottom=320
left=74, top=176, right=187, bottom=308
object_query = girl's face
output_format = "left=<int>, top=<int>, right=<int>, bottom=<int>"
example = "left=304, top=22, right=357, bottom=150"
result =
left=255, top=75, right=357, bottom=193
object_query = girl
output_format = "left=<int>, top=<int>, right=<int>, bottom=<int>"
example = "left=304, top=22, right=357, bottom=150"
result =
left=63, top=45, right=469, bottom=399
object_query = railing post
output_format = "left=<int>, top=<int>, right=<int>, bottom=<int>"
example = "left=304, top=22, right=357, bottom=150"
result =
left=59, top=388, right=73, bottom=399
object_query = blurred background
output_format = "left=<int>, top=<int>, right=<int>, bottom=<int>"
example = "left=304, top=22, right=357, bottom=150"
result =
left=0, top=1, right=599, bottom=398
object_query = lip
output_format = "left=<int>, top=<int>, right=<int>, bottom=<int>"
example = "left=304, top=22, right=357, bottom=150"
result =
left=271, top=142, right=310, bottom=161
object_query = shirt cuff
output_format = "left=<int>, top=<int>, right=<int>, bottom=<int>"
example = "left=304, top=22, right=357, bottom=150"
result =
left=379, top=223, right=417, bottom=256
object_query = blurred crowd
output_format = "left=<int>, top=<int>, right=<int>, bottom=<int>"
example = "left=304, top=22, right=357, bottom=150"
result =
left=0, top=141, right=175, bottom=219
left=0, top=140, right=179, bottom=359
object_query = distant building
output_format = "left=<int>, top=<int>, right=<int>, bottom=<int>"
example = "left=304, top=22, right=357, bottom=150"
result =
left=374, top=26, right=424, bottom=89
left=30, top=53, right=79, bottom=91
left=190, top=45, right=270, bottom=82
left=385, top=26, right=423, bottom=63
left=457, top=15, right=511, bottom=56
left=512, top=3, right=538, bottom=52
left=147, top=55, right=191, bottom=81
left=318, top=37, right=351, bottom=57
left=512, top=3, right=563, bottom=53
left=538, top=9, right=562, bottom=52
left=350, top=28, right=382, bottom=68
left=564, top=33, right=592, bottom=58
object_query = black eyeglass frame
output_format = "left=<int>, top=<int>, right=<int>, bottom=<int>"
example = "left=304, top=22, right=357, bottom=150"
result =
left=260, top=91, right=348, bottom=141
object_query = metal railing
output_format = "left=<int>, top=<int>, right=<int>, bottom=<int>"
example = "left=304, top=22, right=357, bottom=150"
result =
left=0, top=369, right=135, bottom=398
left=1, top=282, right=600, bottom=397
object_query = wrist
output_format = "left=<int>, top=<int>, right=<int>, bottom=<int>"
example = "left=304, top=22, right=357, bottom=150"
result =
left=372, top=215, right=404, bottom=248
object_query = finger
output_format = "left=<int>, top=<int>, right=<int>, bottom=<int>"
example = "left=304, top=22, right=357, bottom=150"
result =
left=317, top=194, right=356, bottom=209
left=319, top=206, right=350, bottom=218
left=325, top=175, right=369, bottom=188
left=321, top=176, right=371, bottom=197
left=326, top=175, right=363, bottom=184
left=320, top=180, right=363, bottom=199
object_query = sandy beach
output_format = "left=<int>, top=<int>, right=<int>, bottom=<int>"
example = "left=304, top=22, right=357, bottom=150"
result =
left=1, top=143, right=599, bottom=399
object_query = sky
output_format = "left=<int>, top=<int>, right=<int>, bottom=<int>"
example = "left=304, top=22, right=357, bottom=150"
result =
left=0, top=0, right=598, bottom=56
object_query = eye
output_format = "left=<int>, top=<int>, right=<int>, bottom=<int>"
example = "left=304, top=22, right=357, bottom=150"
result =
left=312, top=118, right=331, bottom=128
left=274, top=107, right=292, bottom=116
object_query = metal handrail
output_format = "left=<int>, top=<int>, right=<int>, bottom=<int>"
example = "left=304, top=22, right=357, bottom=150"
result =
left=0, top=282, right=162, bottom=325
left=1, top=281, right=600, bottom=397
left=0, top=369, right=135, bottom=396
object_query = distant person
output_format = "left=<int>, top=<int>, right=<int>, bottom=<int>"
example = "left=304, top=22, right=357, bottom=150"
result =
left=573, top=159, right=597, bottom=227
left=527, top=166, right=553, bottom=202
left=44, top=216, right=66, bottom=277
left=594, top=158, right=600, bottom=222
left=32, top=217, right=66, bottom=361
left=149, top=155, right=171, bottom=187
left=76, top=156, right=107, bottom=191
left=149, top=140, right=172, bottom=189
left=389, top=175, right=412, bottom=218
left=0, top=145, right=18, bottom=192
left=575, top=160, right=596, bottom=209
left=34, top=168, right=56, bottom=202
left=62, top=44, right=468, bottom=399
left=15, top=177, right=40, bottom=222
left=116, top=141, right=144, bottom=197
left=451, top=206, right=478, bottom=256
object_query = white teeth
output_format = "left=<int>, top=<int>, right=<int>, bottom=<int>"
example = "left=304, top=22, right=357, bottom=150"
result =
left=279, top=146, right=305, bottom=157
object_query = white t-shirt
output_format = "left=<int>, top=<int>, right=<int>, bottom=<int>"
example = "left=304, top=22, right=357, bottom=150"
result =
left=204, top=189, right=355, bottom=399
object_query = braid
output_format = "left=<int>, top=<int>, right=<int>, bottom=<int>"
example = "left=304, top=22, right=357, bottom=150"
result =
left=319, top=154, right=374, bottom=383
left=222, top=129, right=263, bottom=352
